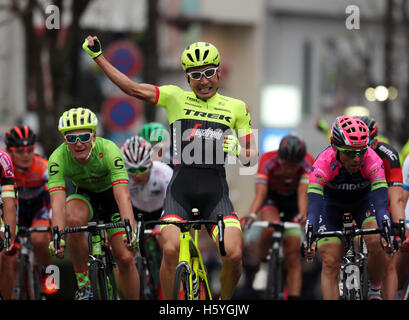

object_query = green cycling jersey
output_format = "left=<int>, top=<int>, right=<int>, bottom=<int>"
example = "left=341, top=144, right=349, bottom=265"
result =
left=154, top=85, right=252, bottom=167
left=48, top=137, right=128, bottom=194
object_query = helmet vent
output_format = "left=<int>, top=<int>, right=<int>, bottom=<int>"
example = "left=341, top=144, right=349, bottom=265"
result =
left=186, top=53, right=194, bottom=63
left=202, top=50, right=209, bottom=61
left=195, top=48, right=200, bottom=61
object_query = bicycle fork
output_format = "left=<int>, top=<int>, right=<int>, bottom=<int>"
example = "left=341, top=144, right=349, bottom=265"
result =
left=178, top=232, right=212, bottom=300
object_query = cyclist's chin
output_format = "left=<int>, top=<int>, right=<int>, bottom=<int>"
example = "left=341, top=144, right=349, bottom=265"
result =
left=72, top=150, right=89, bottom=162
left=346, top=165, right=360, bottom=174
left=194, top=88, right=216, bottom=100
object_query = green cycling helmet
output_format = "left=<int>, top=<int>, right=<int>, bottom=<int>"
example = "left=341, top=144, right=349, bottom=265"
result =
left=139, top=122, right=169, bottom=143
left=58, top=107, right=98, bottom=134
left=181, top=42, right=220, bottom=71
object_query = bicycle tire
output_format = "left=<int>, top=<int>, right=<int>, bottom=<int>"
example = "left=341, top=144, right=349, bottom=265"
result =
left=89, top=261, right=110, bottom=300
left=136, top=255, right=146, bottom=299
left=265, top=250, right=283, bottom=300
left=145, top=259, right=159, bottom=300
left=16, top=258, right=29, bottom=300
left=360, top=260, right=369, bottom=300
left=31, top=264, right=44, bottom=300
left=103, top=244, right=119, bottom=300
left=173, top=263, right=190, bottom=300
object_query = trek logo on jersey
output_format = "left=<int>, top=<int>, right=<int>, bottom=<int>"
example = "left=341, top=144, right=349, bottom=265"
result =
left=183, top=108, right=232, bottom=123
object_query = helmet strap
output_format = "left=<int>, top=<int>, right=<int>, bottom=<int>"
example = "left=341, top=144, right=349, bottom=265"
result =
left=85, top=132, right=96, bottom=161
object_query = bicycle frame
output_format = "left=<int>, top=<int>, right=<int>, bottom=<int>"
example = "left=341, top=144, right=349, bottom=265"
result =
left=251, top=219, right=301, bottom=300
left=53, top=219, right=132, bottom=300
left=138, top=211, right=226, bottom=300
left=305, top=213, right=393, bottom=300
left=178, top=226, right=212, bottom=300
left=14, top=226, right=51, bottom=300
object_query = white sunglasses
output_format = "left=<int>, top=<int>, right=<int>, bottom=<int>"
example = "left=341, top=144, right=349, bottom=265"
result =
left=187, top=67, right=218, bottom=81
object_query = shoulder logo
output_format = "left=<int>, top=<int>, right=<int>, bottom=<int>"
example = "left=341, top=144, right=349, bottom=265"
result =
left=114, top=157, right=124, bottom=169
left=49, top=163, right=59, bottom=176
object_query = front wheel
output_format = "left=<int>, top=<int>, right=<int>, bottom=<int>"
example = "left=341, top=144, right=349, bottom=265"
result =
left=173, top=263, right=190, bottom=300
left=265, top=250, right=283, bottom=300
left=89, top=261, right=110, bottom=300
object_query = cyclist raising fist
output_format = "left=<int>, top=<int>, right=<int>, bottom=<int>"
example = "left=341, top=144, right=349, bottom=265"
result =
left=83, top=36, right=258, bottom=300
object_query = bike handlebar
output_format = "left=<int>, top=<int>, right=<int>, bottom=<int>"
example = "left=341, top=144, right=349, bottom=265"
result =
left=141, top=215, right=226, bottom=257
left=250, top=221, right=300, bottom=230
left=18, top=226, right=51, bottom=235
left=52, top=219, right=132, bottom=255
left=305, top=218, right=392, bottom=262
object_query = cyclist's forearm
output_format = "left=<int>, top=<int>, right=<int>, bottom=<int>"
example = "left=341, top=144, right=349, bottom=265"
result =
left=2, top=197, right=16, bottom=240
left=297, top=183, right=308, bottom=216
left=95, top=55, right=156, bottom=104
left=50, top=192, right=67, bottom=230
left=248, top=183, right=268, bottom=214
left=95, top=55, right=136, bottom=96
left=113, top=186, right=136, bottom=231
left=388, top=186, right=406, bottom=222
left=306, top=192, right=324, bottom=232
left=370, top=187, right=390, bottom=227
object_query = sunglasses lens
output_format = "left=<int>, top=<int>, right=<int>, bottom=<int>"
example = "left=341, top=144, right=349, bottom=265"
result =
left=65, top=135, right=77, bottom=143
left=127, top=167, right=149, bottom=175
left=79, top=133, right=91, bottom=142
left=204, top=68, right=216, bottom=78
left=190, top=72, right=202, bottom=80
left=65, top=133, right=91, bottom=144
left=13, top=146, right=35, bottom=154
left=338, top=146, right=367, bottom=157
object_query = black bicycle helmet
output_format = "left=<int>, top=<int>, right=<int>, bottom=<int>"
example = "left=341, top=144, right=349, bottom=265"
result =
left=278, top=134, right=306, bottom=163
left=5, top=125, right=36, bottom=147
left=355, top=116, right=378, bottom=141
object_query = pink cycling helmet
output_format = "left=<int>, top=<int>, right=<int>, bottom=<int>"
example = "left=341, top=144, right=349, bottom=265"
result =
left=331, top=115, right=369, bottom=148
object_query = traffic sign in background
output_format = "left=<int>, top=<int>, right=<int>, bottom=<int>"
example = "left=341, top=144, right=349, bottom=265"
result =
left=104, top=40, right=144, bottom=77
left=102, top=96, right=143, bottom=132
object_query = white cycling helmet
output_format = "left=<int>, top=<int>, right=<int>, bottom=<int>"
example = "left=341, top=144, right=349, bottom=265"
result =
left=121, top=136, right=152, bottom=169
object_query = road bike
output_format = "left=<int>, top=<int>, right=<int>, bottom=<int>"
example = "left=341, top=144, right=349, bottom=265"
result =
left=305, top=213, right=396, bottom=300
left=11, top=225, right=51, bottom=300
left=53, top=219, right=132, bottom=300
left=249, top=218, right=301, bottom=300
left=134, top=221, right=161, bottom=300
left=136, top=209, right=226, bottom=300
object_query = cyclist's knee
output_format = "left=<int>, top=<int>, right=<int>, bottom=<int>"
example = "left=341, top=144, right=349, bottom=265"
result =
left=66, top=211, right=88, bottom=227
left=319, top=248, right=341, bottom=273
left=161, top=240, right=179, bottom=263
left=223, top=238, right=242, bottom=265
left=364, top=235, right=383, bottom=253
left=115, top=250, right=135, bottom=268
left=31, top=232, right=49, bottom=248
